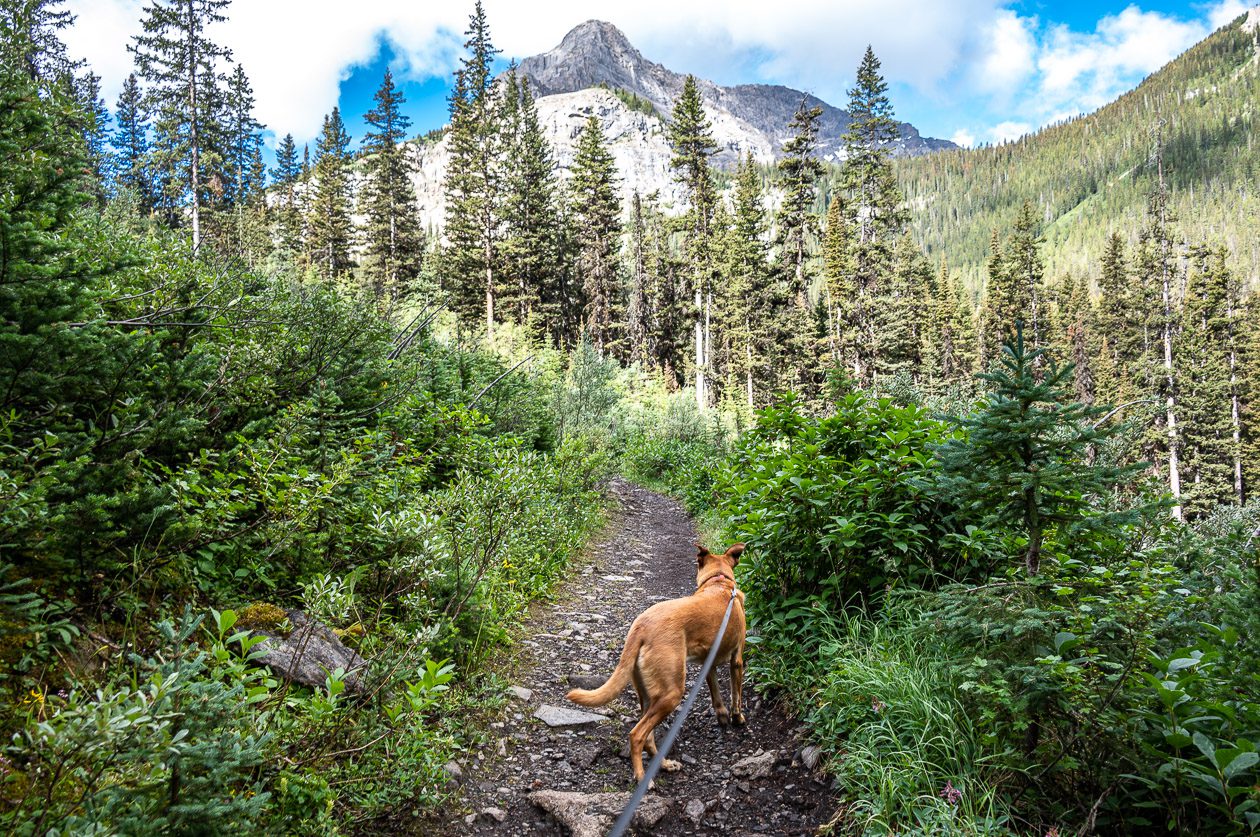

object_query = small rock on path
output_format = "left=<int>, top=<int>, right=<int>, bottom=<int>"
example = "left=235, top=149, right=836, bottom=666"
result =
left=438, top=477, right=839, bottom=836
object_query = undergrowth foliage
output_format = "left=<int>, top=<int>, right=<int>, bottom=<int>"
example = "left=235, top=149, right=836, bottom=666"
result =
left=636, top=342, right=1260, bottom=836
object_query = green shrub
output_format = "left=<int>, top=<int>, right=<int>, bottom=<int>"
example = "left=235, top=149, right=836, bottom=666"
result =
left=720, top=393, right=963, bottom=611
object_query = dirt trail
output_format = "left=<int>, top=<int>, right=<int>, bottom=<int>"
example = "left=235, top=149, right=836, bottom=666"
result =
left=441, top=478, right=840, bottom=836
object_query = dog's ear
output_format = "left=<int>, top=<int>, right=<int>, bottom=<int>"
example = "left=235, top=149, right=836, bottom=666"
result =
left=696, top=545, right=710, bottom=567
left=726, top=543, right=746, bottom=565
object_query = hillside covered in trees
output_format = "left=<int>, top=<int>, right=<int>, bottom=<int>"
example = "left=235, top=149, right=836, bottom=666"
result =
left=896, top=8, right=1260, bottom=292
left=2, top=0, right=1259, bottom=834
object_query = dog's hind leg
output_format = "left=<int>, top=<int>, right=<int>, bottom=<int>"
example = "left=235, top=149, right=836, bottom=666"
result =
left=729, top=645, right=746, bottom=726
left=631, top=667, right=657, bottom=760
left=705, top=665, right=731, bottom=726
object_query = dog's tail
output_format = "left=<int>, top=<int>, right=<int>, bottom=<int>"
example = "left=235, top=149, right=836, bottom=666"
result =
left=566, top=626, right=642, bottom=707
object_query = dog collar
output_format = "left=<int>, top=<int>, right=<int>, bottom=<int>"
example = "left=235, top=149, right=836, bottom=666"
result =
left=698, top=572, right=735, bottom=590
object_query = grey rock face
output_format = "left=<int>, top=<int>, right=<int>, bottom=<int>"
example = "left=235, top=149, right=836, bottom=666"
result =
left=529, top=789, right=670, bottom=837
left=518, top=20, right=956, bottom=166
left=252, top=610, right=368, bottom=692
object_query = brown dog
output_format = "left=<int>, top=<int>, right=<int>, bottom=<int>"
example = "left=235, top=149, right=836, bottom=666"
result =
left=566, top=543, right=747, bottom=783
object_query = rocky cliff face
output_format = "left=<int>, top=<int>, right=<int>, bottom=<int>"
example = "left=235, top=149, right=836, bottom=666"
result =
left=406, top=20, right=954, bottom=230
left=517, top=20, right=956, bottom=166
left=406, top=88, right=687, bottom=230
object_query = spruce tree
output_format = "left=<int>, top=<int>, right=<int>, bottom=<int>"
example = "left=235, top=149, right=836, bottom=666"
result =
left=271, top=133, right=303, bottom=257
left=359, top=69, right=423, bottom=302
left=1094, top=233, right=1143, bottom=406
left=75, top=71, right=110, bottom=201
left=499, top=75, right=565, bottom=334
left=777, top=99, right=823, bottom=304
left=1, top=0, right=78, bottom=86
left=667, top=75, right=719, bottom=407
left=727, top=154, right=777, bottom=407
left=129, top=0, right=233, bottom=250
left=112, top=73, right=154, bottom=210
left=1179, top=246, right=1237, bottom=514
left=306, top=108, right=354, bottom=279
left=834, top=47, right=909, bottom=386
left=442, top=0, right=502, bottom=338
left=626, top=191, right=651, bottom=367
left=936, top=324, right=1141, bottom=576
left=223, top=64, right=264, bottom=207
left=1005, top=201, right=1046, bottom=349
left=569, top=116, right=622, bottom=355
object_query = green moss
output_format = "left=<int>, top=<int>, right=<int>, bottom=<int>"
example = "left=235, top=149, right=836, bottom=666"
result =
left=236, top=603, right=289, bottom=634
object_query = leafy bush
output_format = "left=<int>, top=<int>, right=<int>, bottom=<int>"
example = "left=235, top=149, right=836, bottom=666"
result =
left=720, top=393, right=962, bottom=611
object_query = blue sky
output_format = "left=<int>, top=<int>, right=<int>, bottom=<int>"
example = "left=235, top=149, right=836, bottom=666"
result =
left=65, top=0, right=1256, bottom=152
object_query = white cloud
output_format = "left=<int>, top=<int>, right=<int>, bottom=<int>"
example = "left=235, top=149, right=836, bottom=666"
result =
left=973, top=10, right=1037, bottom=98
left=63, top=0, right=1011, bottom=145
left=951, top=128, right=977, bottom=148
left=989, top=121, right=1032, bottom=143
left=1033, top=5, right=1216, bottom=116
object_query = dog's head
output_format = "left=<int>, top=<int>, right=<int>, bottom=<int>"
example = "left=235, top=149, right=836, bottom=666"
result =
left=696, top=543, right=744, bottom=587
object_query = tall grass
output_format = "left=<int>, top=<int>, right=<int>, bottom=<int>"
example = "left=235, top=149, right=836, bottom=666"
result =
left=754, top=601, right=1017, bottom=836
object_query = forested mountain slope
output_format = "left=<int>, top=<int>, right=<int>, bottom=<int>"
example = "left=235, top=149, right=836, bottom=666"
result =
left=895, top=8, right=1260, bottom=293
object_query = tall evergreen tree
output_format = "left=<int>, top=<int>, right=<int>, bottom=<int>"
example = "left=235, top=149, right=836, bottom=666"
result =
left=569, top=116, right=622, bottom=355
left=726, top=154, right=777, bottom=408
left=499, top=74, right=565, bottom=335
left=1179, top=246, right=1238, bottom=515
left=834, top=47, right=909, bottom=386
left=112, top=73, right=154, bottom=210
left=271, top=133, right=303, bottom=256
left=1005, top=201, right=1046, bottom=349
left=1145, top=132, right=1183, bottom=521
left=223, top=63, right=264, bottom=207
left=1, top=0, right=78, bottom=86
left=1093, top=233, right=1144, bottom=406
left=777, top=99, right=824, bottom=304
left=442, top=0, right=502, bottom=338
left=306, top=108, right=354, bottom=279
left=625, top=192, right=651, bottom=367
left=359, top=69, right=423, bottom=302
left=129, top=0, right=233, bottom=250
left=74, top=71, right=110, bottom=201
left=668, top=75, right=719, bottom=407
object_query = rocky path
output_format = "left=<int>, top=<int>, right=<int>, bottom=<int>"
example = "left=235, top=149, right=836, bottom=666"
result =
left=436, top=478, right=840, bottom=836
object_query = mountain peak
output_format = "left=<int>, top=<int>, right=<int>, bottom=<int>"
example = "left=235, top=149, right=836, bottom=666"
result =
left=517, top=20, right=956, bottom=165
left=559, top=20, right=638, bottom=53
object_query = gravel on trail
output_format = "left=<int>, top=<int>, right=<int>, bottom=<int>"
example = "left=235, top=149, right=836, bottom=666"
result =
left=437, top=477, right=841, bottom=836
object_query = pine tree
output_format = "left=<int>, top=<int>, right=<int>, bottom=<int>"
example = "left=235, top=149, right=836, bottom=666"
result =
left=75, top=71, right=110, bottom=201
left=1179, top=246, right=1237, bottom=515
left=777, top=99, right=823, bottom=305
left=935, top=324, right=1142, bottom=576
left=223, top=64, right=264, bottom=207
left=569, top=116, right=622, bottom=355
left=978, top=229, right=1011, bottom=368
left=499, top=75, right=565, bottom=335
left=129, top=0, right=233, bottom=250
left=442, top=0, right=502, bottom=338
left=727, top=154, right=778, bottom=408
left=271, top=133, right=303, bottom=256
left=1, top=0, right=78, bottom=86
left=1093, top=233, right=1143, bottom=406
left=1062, top=273, right=1095, bottom=405
left=112, top=73, right=154, bottom=210
left=626, top=191, right=651, bottom=367
left=874, top=234, right=929, bottom=379
left=359, top=69, right=423, bottom=302
left=1005, top=201, right=1046, bottom=349
left=834, top=47, right=909, bottom=386
left=1145, top=131, right=1184, bottom=521
left=221, top=63, right=267, bottom=263
left=306, top=108, right=354, bottom=279
left=668, top=74, right=719, bottom=407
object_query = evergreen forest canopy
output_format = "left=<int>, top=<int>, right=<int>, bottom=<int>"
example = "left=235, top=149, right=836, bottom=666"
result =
left=1, top=0, right=1258, bottom=834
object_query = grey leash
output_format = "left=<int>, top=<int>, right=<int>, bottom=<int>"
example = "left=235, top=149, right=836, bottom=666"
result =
left=607, top=585, right=740, bottom=837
